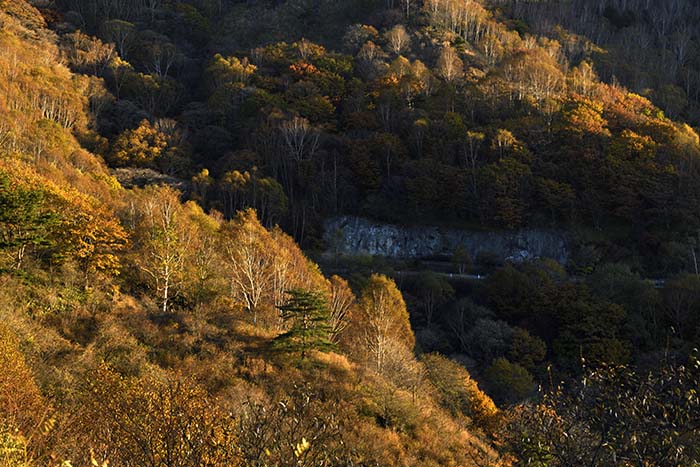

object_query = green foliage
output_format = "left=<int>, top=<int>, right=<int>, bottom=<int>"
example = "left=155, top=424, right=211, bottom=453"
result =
left=0, top=173, right=57, bottom=267
left=273, top=289, right=336, bottom=360
left=554, top=300, right=630, bottom=369
left=508, top=328, right=546, bottom=372
left=175, top=3, right=212, bottom=46
left=483, top=357, right=535, bottom=405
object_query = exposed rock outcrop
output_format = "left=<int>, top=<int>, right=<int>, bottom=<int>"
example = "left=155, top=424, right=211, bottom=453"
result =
left=112, top=168, right=188, bottom=191
left=324, top=216, right=570, bottom=264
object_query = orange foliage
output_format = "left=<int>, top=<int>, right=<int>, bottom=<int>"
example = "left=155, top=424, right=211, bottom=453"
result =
left=289, top=60, right=319, bottom=78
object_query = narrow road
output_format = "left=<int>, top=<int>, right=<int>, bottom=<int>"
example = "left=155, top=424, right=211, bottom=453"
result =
left=320, top=257, right=668, bottom=288
left=392, top=269, right=667, bottom=289
left=392, top=270, right=486, bottom=281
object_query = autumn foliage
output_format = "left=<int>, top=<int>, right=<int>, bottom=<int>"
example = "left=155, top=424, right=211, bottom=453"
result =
left=2, top=0, right=700, bottom=465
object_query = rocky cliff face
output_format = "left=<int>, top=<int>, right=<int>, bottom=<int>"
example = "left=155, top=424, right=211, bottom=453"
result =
left=324, top=216, right=570, bottom=264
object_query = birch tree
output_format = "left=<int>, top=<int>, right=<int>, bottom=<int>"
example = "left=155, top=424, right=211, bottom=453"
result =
left=220, top=209, right=275, bottom=324
left=128, top=185, right=190, bottom=313
left=358, top=274, right=414, bottom=373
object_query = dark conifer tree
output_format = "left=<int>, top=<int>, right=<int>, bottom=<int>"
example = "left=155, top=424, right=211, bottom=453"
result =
left=274, top=289, right=336, bottom=360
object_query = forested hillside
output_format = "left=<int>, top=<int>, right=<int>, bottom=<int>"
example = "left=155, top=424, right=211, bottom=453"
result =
left=37, top=0, right=700, bottom=276
left=1, top=0, right=699, bottom=465
left=496, top=0, right=700, bottom=123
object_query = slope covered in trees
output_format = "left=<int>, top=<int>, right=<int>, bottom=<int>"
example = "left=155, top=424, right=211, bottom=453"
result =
left=36, top=0, right=700, bottom=276
left=1, top=0, right=699, bottom=465
left=0, top=2, right=506, bottom=465
left=493, top=0, right=700, bottom=123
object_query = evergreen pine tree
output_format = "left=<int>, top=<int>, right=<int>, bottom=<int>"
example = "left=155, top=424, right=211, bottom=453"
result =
left=273, top=289, right=336, bottom=360
left=0, top=174, right=57, bottom=268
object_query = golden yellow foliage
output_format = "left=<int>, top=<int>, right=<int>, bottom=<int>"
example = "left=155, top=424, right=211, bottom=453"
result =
left=75, top=365, right=242, bottom=467
left=422, top=353, right=499, bottom=432
left=0, top=325, right=45, bottom=435
left=109, top=119, right=168, bottom=167
left=0, top=159, right=127, bottom=275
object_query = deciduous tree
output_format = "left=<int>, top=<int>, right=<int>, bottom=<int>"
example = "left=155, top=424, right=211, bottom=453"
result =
left=356, top=274, right=414, bottom=373
left=126, top=185, right=191, bottom=313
